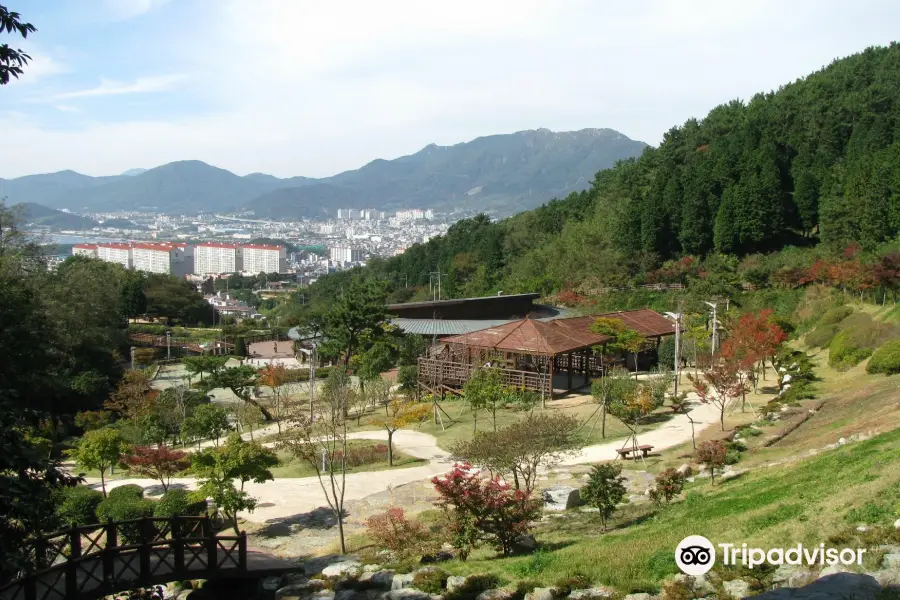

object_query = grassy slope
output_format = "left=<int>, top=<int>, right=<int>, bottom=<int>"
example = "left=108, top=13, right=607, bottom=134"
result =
left=435, top=427, right=900, bottom=593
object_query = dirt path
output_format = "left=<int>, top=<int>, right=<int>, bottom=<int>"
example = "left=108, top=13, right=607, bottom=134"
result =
left=87, top=400, right=718, bottom=522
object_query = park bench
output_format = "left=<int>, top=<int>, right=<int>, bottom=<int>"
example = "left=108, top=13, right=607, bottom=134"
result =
left=616, top=444, right=654, bottom=459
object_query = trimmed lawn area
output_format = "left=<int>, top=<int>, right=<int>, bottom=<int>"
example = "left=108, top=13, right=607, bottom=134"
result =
left=270, top=439, right=425, bottom=478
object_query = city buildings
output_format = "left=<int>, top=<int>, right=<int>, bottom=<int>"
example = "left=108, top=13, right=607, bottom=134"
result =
left=242, top=244, right=287, bottom=274
left=72, top=243, right=98, bottom=258
left=130, top=242, right=194, bottom=276
left=96, top=243, right=132, bottom=269
left=194, top=242, right=243, bottom=275
left=328, top=245, right=364, bottom=263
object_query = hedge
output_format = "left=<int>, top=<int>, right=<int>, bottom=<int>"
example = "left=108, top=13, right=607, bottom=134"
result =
left=819, top=306, right=854, bottom=326
left=108, top=484, right=144, bottom=502
left=153, top=489, right=207, bottom=519
left=828, top=314, right=899, bottom=370
left=806, top=324, right=838, bottom=349
left=866, top=339, right=900, bottom=375
left=56, top=486, right=105, bottom=526
left=97, top=496, right=155, bottom=543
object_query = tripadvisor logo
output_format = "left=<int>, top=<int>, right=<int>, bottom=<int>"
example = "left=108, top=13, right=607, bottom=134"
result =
left=675, top=536, right=867, bottom=575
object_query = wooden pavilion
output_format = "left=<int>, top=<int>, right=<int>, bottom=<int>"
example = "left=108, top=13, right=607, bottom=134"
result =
left=417, top=309, right=674, bottom=399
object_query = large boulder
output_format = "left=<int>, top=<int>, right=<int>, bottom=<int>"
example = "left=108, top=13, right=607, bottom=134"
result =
left=359, top=570, right=395, bottom=589
left=391, top=574, right=415, bottom=591
left=567, top=587, right=615, bottom=599
left=384, top=590, right=435, bottom=600
left=524, top=588, right=556, bottom=600
left=752, top=573, right=882, bottom=600
left=446, top=576, right=467, bottom=593
left=622, top=594, right=651, bottom=600
left=322, top=561, right=363, bottom=579
left=772, top=564, right=815, bottom=588
left=476, top=589, right=514, bottom=600
left=676, top=464, right=693, bottom=477
left=513, top=534, right=538, bottom=553
left=542, top=485, right=583, bottom=511
left=723, top=579, right=751, bottom=599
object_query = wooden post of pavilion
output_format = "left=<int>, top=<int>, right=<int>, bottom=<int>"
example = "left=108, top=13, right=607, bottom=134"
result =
left=567, top=352, right=573, bottom=391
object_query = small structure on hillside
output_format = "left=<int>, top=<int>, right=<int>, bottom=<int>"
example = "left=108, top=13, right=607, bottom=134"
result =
left=417, top=309, right=674, bottom=399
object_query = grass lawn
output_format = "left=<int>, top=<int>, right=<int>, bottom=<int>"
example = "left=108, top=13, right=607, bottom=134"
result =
left=270, top=439, right=425, bottom=478
left=342, top=428, right=900, bottom=594
left=344, top=394, right=674, bottom=451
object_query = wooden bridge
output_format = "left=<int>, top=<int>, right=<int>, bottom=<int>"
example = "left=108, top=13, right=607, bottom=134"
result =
left=0, top=517, right=296, bottom=600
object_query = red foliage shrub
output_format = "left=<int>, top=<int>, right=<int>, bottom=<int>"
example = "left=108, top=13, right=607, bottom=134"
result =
left=364, top=507, right=434, bottom=560
left=432, top=462, right=540, bottom=556
left=123, top=445, right=190, bottom=491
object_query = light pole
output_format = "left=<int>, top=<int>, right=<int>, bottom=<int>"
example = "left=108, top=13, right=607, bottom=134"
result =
left=166, top=330, right=172, bottom=361
left=664, top=312, right=682, bottom=396
left=703, top=301, right=718, bottom=357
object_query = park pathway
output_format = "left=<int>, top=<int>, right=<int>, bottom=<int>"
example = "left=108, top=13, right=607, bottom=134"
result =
left=87, top=401, right=720, bottom=522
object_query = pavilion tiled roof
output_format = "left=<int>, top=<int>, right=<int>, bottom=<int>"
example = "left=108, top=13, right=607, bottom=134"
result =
left=441, top=309, right=674, bottom=356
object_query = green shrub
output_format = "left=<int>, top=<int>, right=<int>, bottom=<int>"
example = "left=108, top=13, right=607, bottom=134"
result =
left=153, top=489, right=206, bottom=519
left=829, top=330, right=874, bottom=370
left=820, top=306, right=853, bottom=325
left=411, top=568, right=448, bottom=594
left=511, top=549, right=554, bottom=577
left=108, top=484, right=144, bottom=501
left=806, top=324, right=838, bottom=348
left=866, top=339, right=900, bottom=375
left=97, top=495, right=155, bottom=543
left=553, top=573, right=592, bottom=597
left=56, top=486, right=104, bottom=526
left=657, top=336, right=676, bottom=370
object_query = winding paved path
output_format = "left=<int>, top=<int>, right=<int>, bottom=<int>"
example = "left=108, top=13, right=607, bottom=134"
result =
left=89, top=400, right=722, bottom=522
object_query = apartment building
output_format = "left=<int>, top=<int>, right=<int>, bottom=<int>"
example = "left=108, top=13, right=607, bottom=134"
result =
left=72, top=243, right=98, bottom=258
left=242, top=244, right=286, bottom=274
left=194, top=242, right=242, bottom=275
left=96, top=243, right=132, bottom=269
left=329, top=245, right=363, bottom=263
left=130, top=242, right=194, bottom=276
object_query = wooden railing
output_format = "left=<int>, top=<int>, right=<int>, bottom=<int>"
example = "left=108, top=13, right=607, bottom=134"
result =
left=418, top=358, right=552, bottom=396
left=0, top=517, right=246, bottom=600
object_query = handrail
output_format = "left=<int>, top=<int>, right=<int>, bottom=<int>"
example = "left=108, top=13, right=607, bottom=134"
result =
left=0, top=516, right=248, bottom=600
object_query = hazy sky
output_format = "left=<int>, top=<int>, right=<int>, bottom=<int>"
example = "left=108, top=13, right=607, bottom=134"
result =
left=2, top=0, right=898, bottom=179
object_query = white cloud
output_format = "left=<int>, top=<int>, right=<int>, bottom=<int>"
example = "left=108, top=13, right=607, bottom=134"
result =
left=1, top=0, right=899, bottom=178
left=103, top=0, right=171, bottom=21
left=53, top=74, right=187, bottom=99
left=15, top=52, right=68, bottom=83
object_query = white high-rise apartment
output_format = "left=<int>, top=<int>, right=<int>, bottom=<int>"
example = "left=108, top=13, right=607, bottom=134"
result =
left=194, top=242, right=243, bottom=275
left=72, top=243, right=98, bottom=258
left=96, top=243, right=132, bottom=269
left=242, top=244, right=286, bottom=274
left=329, top=245, right=363, bottom=263
left=131, top=243, right=174, bottom=274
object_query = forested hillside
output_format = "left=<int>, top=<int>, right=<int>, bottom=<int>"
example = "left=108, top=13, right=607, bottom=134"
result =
left=310, top=43, right=900, bottom=303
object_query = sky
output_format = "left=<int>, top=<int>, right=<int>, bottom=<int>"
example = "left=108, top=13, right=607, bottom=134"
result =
left=1, top=0, right=898, bottom=179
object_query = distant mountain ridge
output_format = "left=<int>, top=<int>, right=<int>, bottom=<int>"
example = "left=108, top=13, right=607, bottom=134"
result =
left=0, top=128, right=647, bottom=218
left=15, top=202, right=99, bottom=230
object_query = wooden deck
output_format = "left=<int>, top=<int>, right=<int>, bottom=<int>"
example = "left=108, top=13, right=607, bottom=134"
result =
left=418, top=357, right=553, bottom=397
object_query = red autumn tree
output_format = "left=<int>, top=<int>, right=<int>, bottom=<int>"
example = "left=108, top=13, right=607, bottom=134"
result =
left=123, top=445, right=190, bottom=491
left=687, top=357, right=742, bottom=431
left=432, top=462, right=540, bottom=556
left=696, top=440, right=727, bottom=485
left=725, top=309, right=787, bottom=385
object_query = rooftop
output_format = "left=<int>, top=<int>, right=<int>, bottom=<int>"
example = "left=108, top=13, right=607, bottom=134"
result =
left=387, top=293, right=540, bottom=311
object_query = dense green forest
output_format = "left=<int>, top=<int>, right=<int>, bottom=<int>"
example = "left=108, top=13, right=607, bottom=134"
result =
left=305, top=43, right=900, bottom=305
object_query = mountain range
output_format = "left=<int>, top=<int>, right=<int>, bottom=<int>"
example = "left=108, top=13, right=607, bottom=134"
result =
left=0, top=128, right=647, bottom=220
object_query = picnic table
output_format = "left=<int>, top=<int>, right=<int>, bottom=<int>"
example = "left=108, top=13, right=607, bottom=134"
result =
left=616, top=444, right=654, bottom=459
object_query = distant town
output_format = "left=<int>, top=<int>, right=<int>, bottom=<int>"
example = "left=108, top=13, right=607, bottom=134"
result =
left=39, top=207, right=457, bottom=280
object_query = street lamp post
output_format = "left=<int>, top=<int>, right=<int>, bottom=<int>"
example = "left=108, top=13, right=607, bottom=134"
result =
left=703, top=301, right=719, bottom=357
left=664, top=312, right=682, bottom=396
left=166, top=330, right=171, bottom=361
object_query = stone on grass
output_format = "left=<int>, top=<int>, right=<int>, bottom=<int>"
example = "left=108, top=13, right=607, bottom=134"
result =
left=542, top=485, right=583, bottom=511
left=524, top=588, right=556, bottom=600
left=752, top=573, right=881, bottom=600
left=881, top=553, right=900, bottom=569
left=819, top=564, right=849, bottom=578
left=838, top=437, right=847, bottom=445
left=868, top=569, right=900, bottom=586
left=391, top=573, right=415, bottom=591
left=676, top=464, right=693, bottom=477
left=855, top=525, right=869, bottom=533
left=567, top=587, right=615, bottom=599
left=276, top=579, right=328, bottom=600
left=894, top=518, right=900, bottom=530
left=623, top=594, right=651, bottom=600
left=445, top=576, right=467, bottom=593
left=722, top=579, right=751, bottom=599
left=359, top=569, right=395, bottom=589
left=322, top=561, right=363, bottom=578
left=476, top=589, right=514, bottom=600
left=772, top=564, right=815, bottom=588
left=385, top=589, right=435, bottom=600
